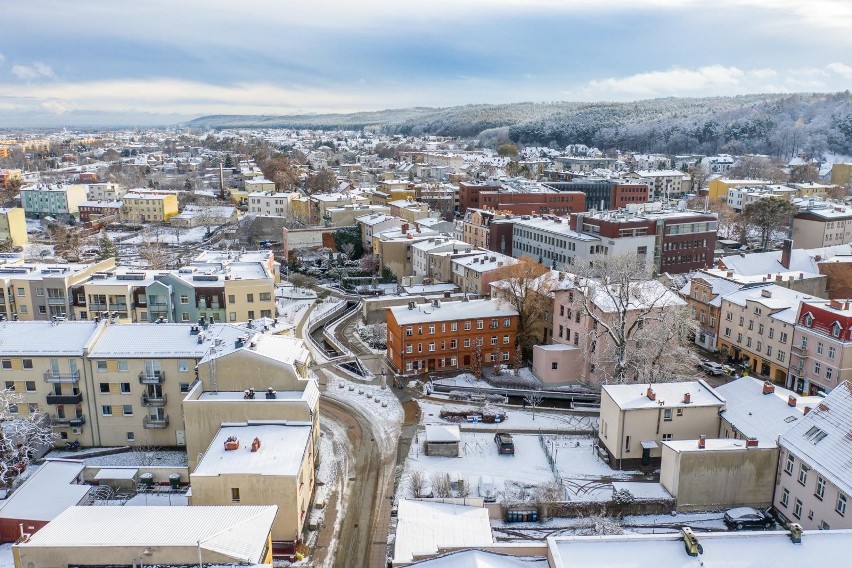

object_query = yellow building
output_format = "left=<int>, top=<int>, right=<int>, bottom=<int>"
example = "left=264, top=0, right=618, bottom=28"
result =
left=830, top=163, right=852, bottom=186
left=121, top=192, right=178, bottom=222
left=0, top=208, right=27, bottom=247
left=707, top=178, right=771, bottom=201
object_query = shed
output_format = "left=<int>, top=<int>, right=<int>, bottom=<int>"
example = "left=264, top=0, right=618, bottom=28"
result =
left=93, top=468, right=140, bottom=492
left=424, top=424, right=461, bottom=457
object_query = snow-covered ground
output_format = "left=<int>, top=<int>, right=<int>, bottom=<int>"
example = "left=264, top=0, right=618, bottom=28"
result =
left=0, top=544, right=13, bottom=568
left=418, top=400, right=598, bottom=432
left=310, top=298, right=345, bottom=322
left=276, top=298, right=313, bottom=328
left=400, top=431, right=639, bottom=503
left=47, top=449, right=189, bottom=467
left=122, top=225, right=210, bottom=245
left=322, top=373, right=403, bottom=460
left=432, top=370, right=596, bottom=393
left=278, top=285, right=318, bottom=300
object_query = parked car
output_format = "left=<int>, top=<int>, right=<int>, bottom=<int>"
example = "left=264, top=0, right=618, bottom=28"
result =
left=494, top=432, right=515, bottom=455
left=724, top=507, right=775, bottom=530
left=700, top=361, right=725, bottom=376
left=479, top=475, right=497, bottom=502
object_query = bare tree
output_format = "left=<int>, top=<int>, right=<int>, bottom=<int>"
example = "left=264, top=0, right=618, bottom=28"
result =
left=456, top=476, right=471, bottom=498
left=407, top=470, right=429, bottom=498
left=359, top=254, right=380, bottom=275
left=532, top=481, right=564, bottom=520
left=430, top=472, right=452, bottom=498
left=470, top=341, right=484, bottom=380
left=570, top=254, right=696, bottom=385
left=523, top=393, right=543, bottom=420
left=491, top=257, right=553, bottom=361
left=0, top=389, right=55, bottom=487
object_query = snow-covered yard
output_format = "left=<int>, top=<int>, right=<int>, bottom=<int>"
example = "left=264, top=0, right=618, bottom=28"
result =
left=122, top=225, right=211, bottom=245
left=401, top=431, right=639, bottom=503
left=43, top=449, right=189, bottom=467
left=418, top=400, right=598, bottom=432
left=276, top=298, right=313, bottom=328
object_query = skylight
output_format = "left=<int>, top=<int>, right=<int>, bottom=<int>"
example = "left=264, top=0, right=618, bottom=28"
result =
left=804, top=425, right=828, bottom=444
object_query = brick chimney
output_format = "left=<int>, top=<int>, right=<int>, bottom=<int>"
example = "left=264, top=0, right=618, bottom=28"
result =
left=683, top=392, right=691, bottom=404
left=788, top=395, right=797, bottom=407
left=698, top=435, right=706, bottom=449
left=803, top=406, right=812, bottom=415
left=763, top=381, right=775, bottom=395
left=780, top=238, right=793, bottom=269
left=646, top=387, right=656, bottom=401
left=746, top=437, right=759, bottom=448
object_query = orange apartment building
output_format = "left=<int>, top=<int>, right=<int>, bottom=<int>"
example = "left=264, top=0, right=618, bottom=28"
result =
left=386, top=298, right=519, bottom=374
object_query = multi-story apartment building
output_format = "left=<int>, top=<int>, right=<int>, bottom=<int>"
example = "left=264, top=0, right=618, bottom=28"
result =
left=477, top=189, right=586, bottom=216
left=626, top=170, right=686, bottom=200
left=458, top=182, right=502, bottom=213
left=792, top=206, right=852, bottom=249
left=77, top=201, right=123, bottom=228
left=0, top=208, right=27, bottom=246
left=20, top=184, right=88, bottom=219
left=387, top=199, right=432, bottom=223
left=717, top=285, right=826, bottom=385
left=84, top=182, right=126, bottom=201
left=450, top=252, right=516, bottom=296
left=789, top=300, right=852, bottom=395
left=543, top=179, right=619, bottom=211
left=0, top=259, right=117, bottom=321
left=460, top=209, right=513, bottom=251
left=121, top=192, right=179, bottom=222
left=356, top=213, right=404, bottom=251
left=372, top=225, right=441, bottom=278
left=727, top=185, right=797, bottom=212
left=774, top=382, right=852, bottom=530
left=706, top=178, right=771, bottom=201
left=322, top=204, right=388, bottom=227
left=410, top=238, right=472, bottom=279
left=553, top=156, right=617, bottom=173
left=243, top=178, right=276, bottom=193
left=679, top=271, right=757, bottom=352
left=248, top=191, right=292, bottom=216
left=386, top=298, right=519, bottom=374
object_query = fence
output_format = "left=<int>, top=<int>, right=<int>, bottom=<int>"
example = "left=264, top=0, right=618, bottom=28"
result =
left=538, top=430, right=564, bottom=491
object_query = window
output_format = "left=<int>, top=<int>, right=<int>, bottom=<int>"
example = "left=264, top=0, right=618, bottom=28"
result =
left=817, top=342, right=824, bottom=355
left=0, top=360, right=10, bottom=370
left=18, top=305, right=26, bottom=314
left=97, top=360, right=107, bottom=372
left=758, top=324, right=764, bottom=334
left=102, top=405, right=112, bottom=416
left=228, top=295, right=235, bottom=304
left=769, top=328, right=775, bottom=339
left=794, top=498, right=803, bottom=519
left=122, top=405, right=133, bottom=416
left=832, top=322, right=842, bottom=338
left=476, top=320, right=483, bottom=330
left=182, top=312, right=190, bottom=321
left=38, top=306, right=46, bottom=314
left=777, top=350, right=786, bottom=363
left=663, top=409, right=672, bottom=421
left=816, top=476, right=826, bottom=499
left=798, top=464, right=809, bottom=486
left=22, top=359, right=32, bottom=370
left=405, top=327, right=413, bottom=337
left=25, top=381, right=36, bottom=392
left=625, top=436, right=631, bottom=452
left=180, top=383, right=191, bottom=393
left=491, top=336, right=497, bottom=346
left=428, top=325, right=435, bottom=334
left=450, top=322, right=457, bottom=332
left=826, top=367, right=834, bottom=382
left=662, top=434, right=672, bottom=441
left=552, top=362, right=558, bottom=370
left=36, top=288, right=44, bottom=297
left=785, top=453, right=795, bottom=475
left=820, top=521, right=831, bottom=530
left=502, top=352, right=510, bottom=361
left=464, top=322, right=471, bottom=331
left=504, top=335, right=510, bottom=344
left=247, top=310, right=255, bottom=320
left=259, top=292, right=272, bottom=302
left=246, top=294, right=254, bottom=303
left=405, top=345, right=412, bottom=354
left=829, top=346, right=836, bottom=359
left=406, top=362, right=413, bottom=371
left=180, top=295, right=189, bottom=304
left=126, top=432, right=135, bottom=442
left=231, top=488, right=240, bottom=502
left=99, top=383, right=110, bottom=394
left=7, top=404, right=17, bottom=414
left=120, top=382, right=131, bottom=394
left=780, top=332, right=788, bottom=343
left=766, top=346, right=773, bottom=357
left=428, top=342, right=435, bottom=352
left=814, top=362, right=821, bottom=375
left=16, top=288, right=24, bottom=297
left=450, top=340, right=457, bottom=349
left=229, top=312, right=236, bottom=322
left=781, top=488, right=790, bottom=507
left=838, top=494, right=847, bottom=516
left=28, top=403, right=38, bottom=413
left=676, top=408, right=684, bottom=417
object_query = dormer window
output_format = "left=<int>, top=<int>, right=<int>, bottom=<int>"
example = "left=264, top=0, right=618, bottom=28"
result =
left=804, top=313, right=814, bottom=327
left=831, top=322, right=842, bottom=338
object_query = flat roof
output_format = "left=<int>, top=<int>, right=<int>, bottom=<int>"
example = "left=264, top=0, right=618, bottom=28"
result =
left=389, top=298, right=518, bottom=325
left=394, top=500, right=493, bottom=563
left=19, top=505, right=277, bottom=562
left=193, top=422, right=312, bottom=477
left=664, top=438, right=775, bottom=452
left=88, top=323, right=246, bottom=358
left=0, top=460, right=89, bottom=522
left=548, top=529, right=852, bottom=568
left=603, top=380, right=725, bottom=410
left=0, top=321, right=100, bottom=356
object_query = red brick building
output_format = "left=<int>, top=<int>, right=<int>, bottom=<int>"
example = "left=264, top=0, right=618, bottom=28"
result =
left=478, top=190, right=586, bottom=216
left=78, top=201, right=122, bottom=228
left=458, top=182, right=502, bottom=213
left=611, top=183, right=649, bottom=209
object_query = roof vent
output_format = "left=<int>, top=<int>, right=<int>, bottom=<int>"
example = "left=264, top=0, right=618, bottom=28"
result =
left=761, top=289, right=772, bottom=298
left=265, top=387, right=277, bottom=399
left=683, top=392, right=691, bottom=404
left=244, top=388, right=256, bottom=399
left=788, top=395, right=797, bottom=407
left=250, top=437, right=261, bottom=452
left=789, top=523, right=803, bottom=544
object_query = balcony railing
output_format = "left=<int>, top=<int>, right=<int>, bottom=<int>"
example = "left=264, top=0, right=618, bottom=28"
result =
left=143, top=415, right=170, bottom=429
left=47, top=296, right=67, bottom=306
left=138, top=372, right=165, bottom=385
left=141, top=393, right=168, bottom=407
left=46, top=392, right=83, bottom=405
left=44, top=370, right=81, bottom=383
left=51, top=414, right=86, bottom=428
left=88, top=302, right=108, bottom=311
left=149, top=300, right=169, bottom=307
left=791, top=345, right=808, bottom=356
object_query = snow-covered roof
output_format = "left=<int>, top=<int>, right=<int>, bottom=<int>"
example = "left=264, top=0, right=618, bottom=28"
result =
left=394, top=500, right=494, bottom=563
left=720, top=243, right=852, bottom=276
left=716, top=377, right=820, bottom=445
left=555, top=279, right=685, bottom=313
left=0, top=321, right=100, bottom=356
left=0, top=460, right=90, bottom=522
left=88, top=323, right=247, bottom=358
left=664, top=438, right=775, bottom=452
left=389, top=299, right=518, bottom=325
left=602, top=380, right=725, bottom=410
left=720, top=285, right=823, bottom=325
left=425, top=424, right=461, bottom=443
left=610, top=481, right=671, bottom=500
left=18, top=505, right=277, bottom=562
left=407, top=550, right=548, bottom=567
left=93, top=468, right=139, bottom=480
left=780, top=381, right=852, bottom=497
left=193, top=422, right=312, bottom=477
left=548, top=529, right=852, bottom=568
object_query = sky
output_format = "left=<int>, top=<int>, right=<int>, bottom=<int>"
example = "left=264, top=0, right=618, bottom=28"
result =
left=1, top=0, right=851, bottom=126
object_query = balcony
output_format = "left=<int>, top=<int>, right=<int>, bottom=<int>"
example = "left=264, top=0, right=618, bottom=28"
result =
left=791, top=345, right=808, bottom=356
left=141, top=393, right=168, bottom=407
left=51, top=414, right=86, bottom=428
left=46, top=392, right=83, bottom=405
left=88, top=302, right=108, bottom=312
left=143, top=415, right=170, bottom=429
left=149, top=300, right=169, bottom=307
left=47, top=296, right=67, bottom=306
left=44, top=370, right=81, bottom=383
left=138, top=371, right=165, bottom=385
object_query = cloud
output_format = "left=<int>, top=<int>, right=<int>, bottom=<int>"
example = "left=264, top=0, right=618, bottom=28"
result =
left=826, top=62, right=852, bottom=79
left=41, top=100, right=71, bottom=114
left=11, top=61, right=56, bottom=80
left=0, top=53, right=5, bottom=66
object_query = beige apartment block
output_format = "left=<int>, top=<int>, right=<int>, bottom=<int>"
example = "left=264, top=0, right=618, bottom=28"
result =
left=189, top=422, right=315, bottom=544
left=121, top=192, right=178, bottom=222
left=0, top=208, right=27, bottom=247
left=373, top=225, right=441, bottom=278
left=792, top=206, right=852, bottom=249
left=598, top=381, right=725, bottom=469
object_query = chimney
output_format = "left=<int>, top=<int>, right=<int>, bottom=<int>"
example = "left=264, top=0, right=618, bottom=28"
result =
left=803, top=406, right=812, bottom=415
left=789, top=523, right=803, bottom=544
left=408, top=301, right=416, bottom=310
left=250, top=437, right=261, bottom=452
left=799, top=273, right=804, bottom=279
left=683, top=392, right=691, bottom=404
left=776, top=274, right=783, bottom=281
left=780, top=238, right=792, bottom=269
left=646, top=387, right=656, bottom=401
left=763, top=381, right=775, bottom=395
left=698, top=435, right=706, bottom=449
left=401, top=223, right=409, bottom=233
left=788, top=395, right=797, bottom=407
left=726, top=271, right=733, bottom=277
left=746, top=437, right=759, bottom=448
left=558, top=271, right=565, bottom=281
left=443, top=291, right=451, bottom=299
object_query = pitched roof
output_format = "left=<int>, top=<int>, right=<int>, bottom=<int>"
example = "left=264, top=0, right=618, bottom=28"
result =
left=0, top=321, right=100, bottom=356
left=780, top=381, right=852, bottom=497
left=720, top=243, right=852, bottom=276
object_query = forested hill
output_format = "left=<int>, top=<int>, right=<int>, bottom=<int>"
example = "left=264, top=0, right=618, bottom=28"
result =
left=188, top=92, right=852, bottom=156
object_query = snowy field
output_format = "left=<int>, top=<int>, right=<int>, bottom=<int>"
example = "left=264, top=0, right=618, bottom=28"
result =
left=278, top=284, right=318, bottom=300
left=122, top=226, right=210, bottom=245
left=276, top=298, right=313, bottom=328
left=418, top=400, right=598, bottom=432
left=401, top=431, right=640, bottom=503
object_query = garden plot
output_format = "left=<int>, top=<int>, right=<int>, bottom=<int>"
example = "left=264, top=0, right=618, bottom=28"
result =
left=401, top=431, right=636, bottom=503
left=418, top=400, right=598, bottom=432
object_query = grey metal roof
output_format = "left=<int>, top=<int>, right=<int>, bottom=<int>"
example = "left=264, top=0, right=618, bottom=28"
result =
left=0, top=321, right=100, bottom=356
